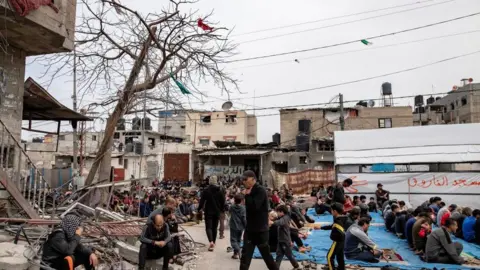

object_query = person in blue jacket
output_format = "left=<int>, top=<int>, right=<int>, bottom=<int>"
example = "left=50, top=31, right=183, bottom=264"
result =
left=462, top=209, right=480, bottom=244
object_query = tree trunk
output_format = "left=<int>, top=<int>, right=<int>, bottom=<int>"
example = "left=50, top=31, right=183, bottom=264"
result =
left=84, top=29, right=155, bottom=187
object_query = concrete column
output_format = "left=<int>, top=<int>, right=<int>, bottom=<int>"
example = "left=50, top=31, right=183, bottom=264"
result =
left=0, top=47, right=26, bottom=142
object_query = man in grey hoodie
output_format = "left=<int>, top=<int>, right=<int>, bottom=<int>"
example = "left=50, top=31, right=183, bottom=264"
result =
left=425, top=218, right=465, bottom=265
left=229, top=194, right=246, bottom=259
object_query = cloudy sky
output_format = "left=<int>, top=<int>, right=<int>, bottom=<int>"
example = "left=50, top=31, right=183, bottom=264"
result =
left=24, top=0, right=480, bottom=142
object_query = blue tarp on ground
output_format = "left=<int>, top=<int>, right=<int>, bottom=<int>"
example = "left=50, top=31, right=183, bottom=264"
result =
left=307, top=208, right=385, bottom=224
left=254, top=210, right=480, bottom=270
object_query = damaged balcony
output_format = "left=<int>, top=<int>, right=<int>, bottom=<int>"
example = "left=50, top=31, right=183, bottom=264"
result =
left=0, top=0, right=76, bottom=55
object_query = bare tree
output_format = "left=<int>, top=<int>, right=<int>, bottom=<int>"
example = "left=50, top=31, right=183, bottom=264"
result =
left=35, top=0, right=237, bottom=187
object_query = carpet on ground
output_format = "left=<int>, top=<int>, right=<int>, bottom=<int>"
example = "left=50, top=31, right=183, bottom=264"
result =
left=253, top=211, right=480, bottom=270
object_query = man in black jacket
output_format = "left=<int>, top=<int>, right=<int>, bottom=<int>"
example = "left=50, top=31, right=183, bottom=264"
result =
left=332, top=178, right=353, bottom=205
left=42, top=214, right=98, bottom=270
left=240, top=170, right=278, bottom=270
left=198, top=175, right=225, bottom=251
left=139, top=213, right=173, bottom=270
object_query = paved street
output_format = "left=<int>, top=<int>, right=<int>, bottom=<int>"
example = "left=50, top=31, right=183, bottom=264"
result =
left=183, top=224, right=303, bottom=270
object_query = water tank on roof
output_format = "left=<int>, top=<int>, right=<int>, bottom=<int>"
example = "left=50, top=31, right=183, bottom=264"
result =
left=381, top=82, right=392, bottom=95
left=298, top=119, right=311, bottom=133
left=125, top=143, right=134, bottom=152
left=414, top=95, right=424, bottom=106
left=142, top=117, right=152, bottom=130
left=272, top=133, right=281, bottom=145
left=414, top=107, right=419, bottom=114
left=418, top=106, right=425, bottom=113
left=117, top=118, right=126, bottom=130
left=296, top=134, right=310, bottom=152
left=132, top=117, right=141, bottom=130
left=134, top=142, right=143, bottom=155
left=426, top=96, right=435, bottom=105
left=356, top=101, right=368, bottom=107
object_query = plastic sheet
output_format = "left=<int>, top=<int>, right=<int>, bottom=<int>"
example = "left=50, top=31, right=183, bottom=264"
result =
left=255, top=211, right=480, bottom=269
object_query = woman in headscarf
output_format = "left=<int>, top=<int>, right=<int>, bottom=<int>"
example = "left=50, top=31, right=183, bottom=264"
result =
left=42, top=214, right=98, bottom=270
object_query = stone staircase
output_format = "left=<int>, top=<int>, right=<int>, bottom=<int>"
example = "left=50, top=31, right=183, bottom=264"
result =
left=0, top=118, right=50, bottom=218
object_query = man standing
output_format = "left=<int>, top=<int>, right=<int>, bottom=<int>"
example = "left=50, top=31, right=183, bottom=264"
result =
left=375, top=183, right=389, bottom=209
left=332, top=178, right=353, bottom=205
left=138, top=214, right=173, bottom=270
left=198, top=175, right=225, bottom=251
left=240, top=170, right=278, bottom=270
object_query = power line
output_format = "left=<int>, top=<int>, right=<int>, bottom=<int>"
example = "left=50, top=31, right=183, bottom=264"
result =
left=227, top=11, right=480, bottom=63
left=233, top=0, right=435, bottom=37
left=241, top=0, right=454, bottom=44
left=162, top=30, right=480, bottom=109
left=232, top=29, right=480, bottom=70
left=229, top=87, right=480, bottom=112
left=183, top=87, right=480, bottom=122
left=222, top=49, right=480, bottom=100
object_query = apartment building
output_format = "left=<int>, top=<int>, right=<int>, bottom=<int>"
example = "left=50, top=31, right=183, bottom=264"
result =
left=158, top=110, right=186, bottom=139
left=185, top=110, right=257, bottom=146
left=280, top=105, right=413, bottom=147
left=275, top=105, right=412, bottom=173
left=413, top=81, right=480, bottom=126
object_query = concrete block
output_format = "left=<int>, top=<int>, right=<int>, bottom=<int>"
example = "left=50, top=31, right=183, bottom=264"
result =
left=114, top=241, right=176, bottom=270
left=0, top=242, right=30, bottom=269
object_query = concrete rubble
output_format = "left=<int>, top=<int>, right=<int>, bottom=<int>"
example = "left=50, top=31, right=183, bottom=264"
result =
left=0, top=202, right=201, bottom=270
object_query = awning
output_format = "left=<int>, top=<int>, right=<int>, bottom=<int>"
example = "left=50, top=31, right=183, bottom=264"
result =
left=23, top=77, right=91, bottom=121
left=197, top=149, right=271, bottom=156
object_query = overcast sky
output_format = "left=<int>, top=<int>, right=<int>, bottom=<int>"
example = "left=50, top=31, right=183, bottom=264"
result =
left=24, top=0, right=480, bottom=142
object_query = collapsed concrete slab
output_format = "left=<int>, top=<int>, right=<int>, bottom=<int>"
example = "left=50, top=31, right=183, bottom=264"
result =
left=0, top=242, right=30, bottom=269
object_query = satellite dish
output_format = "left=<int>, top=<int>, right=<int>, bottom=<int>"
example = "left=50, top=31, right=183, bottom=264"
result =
left=367, top=100, right=375, bottom=107
left=221, top=101, right=233, bottom=111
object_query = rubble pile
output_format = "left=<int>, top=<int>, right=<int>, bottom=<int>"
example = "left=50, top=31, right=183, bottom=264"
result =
left=0, top=201, right=202, bottom=270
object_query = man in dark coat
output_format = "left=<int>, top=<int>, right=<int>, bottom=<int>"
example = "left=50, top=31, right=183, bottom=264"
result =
left=240, top=170, right=278, bottom=270
left=198, top=175, right=226, bottom=251
left=139, top=213, right=173, bottom=270
left=42, top=214, right=98, bottom=270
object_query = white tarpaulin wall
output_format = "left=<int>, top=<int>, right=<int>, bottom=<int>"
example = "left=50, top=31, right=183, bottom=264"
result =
left=334, top=124, right=480, bottom=165
left=338, top=173, right=480, bottom=208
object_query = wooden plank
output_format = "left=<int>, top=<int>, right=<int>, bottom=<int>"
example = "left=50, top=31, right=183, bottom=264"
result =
left=0, top=170, right=40, bottom=219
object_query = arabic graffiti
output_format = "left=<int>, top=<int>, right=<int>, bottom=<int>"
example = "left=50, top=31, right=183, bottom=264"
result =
left=204, top=165, right=244, bottom=177
left=408, top=176, right=480, bottom=188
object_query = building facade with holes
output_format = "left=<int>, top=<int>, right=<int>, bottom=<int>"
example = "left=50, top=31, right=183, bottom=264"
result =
left=185, top=110, right=257, bottom=146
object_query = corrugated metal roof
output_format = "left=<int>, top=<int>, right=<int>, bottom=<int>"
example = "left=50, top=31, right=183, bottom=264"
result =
left=198, top=149, right=271, bottom=156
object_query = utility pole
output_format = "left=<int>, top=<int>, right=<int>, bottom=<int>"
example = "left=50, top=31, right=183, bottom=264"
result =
left=159, top=86, right=170, bottom=180
left=138, top=86, right=147, bottom=180
left=72, top=45, right=79, bottom=172
left=339, top=93, right=345, bottom=130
